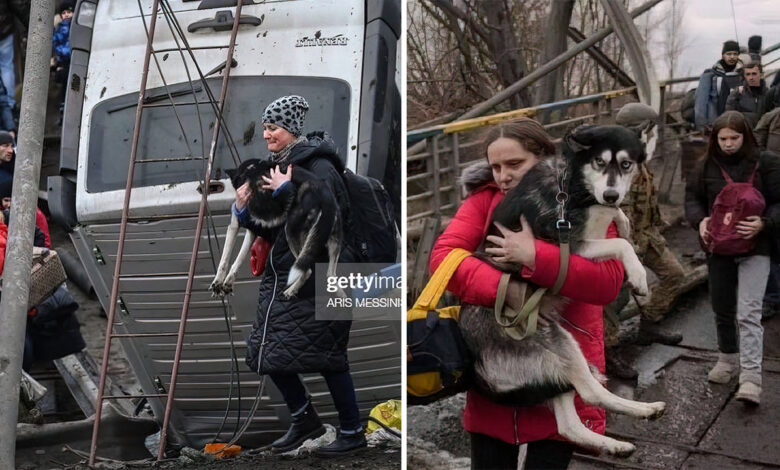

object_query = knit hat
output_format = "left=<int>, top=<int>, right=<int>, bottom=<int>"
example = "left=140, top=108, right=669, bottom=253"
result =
left=58, top=0, right=76, bottom=14
left=748, top=35, right=762, bottom=55
left=0, top=131, right=13, bottom=146
left=261, top=95, right=309, bottom=137
left=722, top=40, right=740, bottom=54
left=616, top=102, right=658, bottom=127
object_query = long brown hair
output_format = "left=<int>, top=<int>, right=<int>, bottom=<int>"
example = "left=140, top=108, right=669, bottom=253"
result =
left=481, top=118, right=556, bottom=159
left=707, top=110, right=759, bottom=160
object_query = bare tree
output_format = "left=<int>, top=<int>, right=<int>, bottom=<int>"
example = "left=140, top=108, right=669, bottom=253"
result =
left=406, top=0, right=658, bottom=126
left=661, top=0, right=688, bottom=93
left=536, top=0, right=575, bottom=109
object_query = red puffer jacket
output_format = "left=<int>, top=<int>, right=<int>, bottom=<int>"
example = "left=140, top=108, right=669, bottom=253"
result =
left=0, top=221, right=7, bottom=275
left=429, top=184, right=625, bottom=445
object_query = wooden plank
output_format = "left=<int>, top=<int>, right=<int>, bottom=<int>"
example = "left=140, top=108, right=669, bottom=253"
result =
left=410, top=218, right=441, bottom=301
left=658, top=86, right=680, bottom=203
left=431, top=137, right=442, bottom=218
left=452, top=134, right=462, bottom=207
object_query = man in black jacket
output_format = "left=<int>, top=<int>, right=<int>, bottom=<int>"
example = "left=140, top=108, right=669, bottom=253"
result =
left=726, top=61, right=770, bottom=129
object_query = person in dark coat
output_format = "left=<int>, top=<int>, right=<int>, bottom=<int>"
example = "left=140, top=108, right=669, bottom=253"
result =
left=726, top=61, right=770, bottom=129
left=0, top=130, right=14, bottom=186
left=52, top=1, right=74, bottom=112
left=695, top=40, right=743, bottom=131
left=234, top=95, right=365, bottom=456
left=685, top=111, right=780, bottom=406
left=0, top=0, right=29, bottom=117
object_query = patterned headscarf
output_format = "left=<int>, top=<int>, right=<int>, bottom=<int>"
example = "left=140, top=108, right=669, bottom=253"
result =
left=262, top=95, right=309, bottom=137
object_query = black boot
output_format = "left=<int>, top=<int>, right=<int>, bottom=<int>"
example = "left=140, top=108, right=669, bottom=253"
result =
left=271, top=401, right=326, bottom=452
left=314, top=429, right=367, bottom=457
left=605, top=348, right=638, bottom=380
left=635, top=319, right=683, bottom=346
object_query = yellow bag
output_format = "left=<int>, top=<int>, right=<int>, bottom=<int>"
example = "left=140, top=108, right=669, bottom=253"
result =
left=366, top=399, right=401, bottom=434
left=407, top=248, right=473, bottom=405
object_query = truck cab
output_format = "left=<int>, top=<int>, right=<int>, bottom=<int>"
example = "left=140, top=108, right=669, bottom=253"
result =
left=48, top=0, right=400, bottom=447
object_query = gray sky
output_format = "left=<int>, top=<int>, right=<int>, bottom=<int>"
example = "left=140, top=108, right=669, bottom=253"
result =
left=675, top=0, right=779, bottom=79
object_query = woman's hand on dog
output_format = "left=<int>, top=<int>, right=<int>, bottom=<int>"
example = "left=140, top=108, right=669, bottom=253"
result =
left=262, top=165, right=292, bottom=191
left=485, top=216, right=536, bottom=271
left=235, top=182, right=251, bottom=211
left=736, top=215, right=764, bottom=239
left=699, top=217, right=711, bottom=243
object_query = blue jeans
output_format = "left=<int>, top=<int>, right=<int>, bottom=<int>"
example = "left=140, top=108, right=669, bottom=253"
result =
left=270, top=371, right=362, bottom=432
left=0, top=34, right=15, bottom=109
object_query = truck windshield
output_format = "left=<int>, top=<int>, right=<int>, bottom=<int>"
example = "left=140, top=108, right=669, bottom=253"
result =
left=86, top=76, right=350, bottom=192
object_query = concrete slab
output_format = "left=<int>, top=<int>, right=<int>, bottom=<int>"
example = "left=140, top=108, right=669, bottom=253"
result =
left=661, top=285, right=719, bottom=352
left=578, top=441, right=688, bottom=470
left=680, top=453, right=773, bottom=470
left=698, top=367, right=780, bottom=465
left=606, top=357, right=732, bottom=447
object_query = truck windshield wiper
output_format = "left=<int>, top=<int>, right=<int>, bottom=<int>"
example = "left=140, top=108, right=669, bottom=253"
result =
left=107, top=86, right=203, bottom=114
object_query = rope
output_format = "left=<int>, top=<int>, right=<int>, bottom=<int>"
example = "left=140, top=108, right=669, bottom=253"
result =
left=729, top=0, right=739, bottom=44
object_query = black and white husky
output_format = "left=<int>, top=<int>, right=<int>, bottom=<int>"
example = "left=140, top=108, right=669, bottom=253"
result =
left=459, top=124, right=664, bottom=456
left=209, top=159, right=342, bottom=299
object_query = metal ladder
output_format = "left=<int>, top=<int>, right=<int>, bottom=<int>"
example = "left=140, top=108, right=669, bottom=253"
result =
left=88, top=0, right=245, bottom=464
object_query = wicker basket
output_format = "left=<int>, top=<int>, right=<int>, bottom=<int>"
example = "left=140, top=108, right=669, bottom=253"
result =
left=28, top=249, right=67, bottom=308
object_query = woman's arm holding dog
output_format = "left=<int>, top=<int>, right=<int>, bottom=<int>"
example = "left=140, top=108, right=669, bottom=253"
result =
left=518, top=223, right=625, bottom=306
left=430, top=191, right=503, bottom=307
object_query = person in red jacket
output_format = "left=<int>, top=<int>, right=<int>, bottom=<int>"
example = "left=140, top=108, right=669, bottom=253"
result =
left=0, top=210, right=7, bottom=275
left=429, top=118, right=625, bottom=470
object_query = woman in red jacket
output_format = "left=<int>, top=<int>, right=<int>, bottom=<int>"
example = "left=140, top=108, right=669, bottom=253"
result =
left=429, top=118, right=625, bottom=470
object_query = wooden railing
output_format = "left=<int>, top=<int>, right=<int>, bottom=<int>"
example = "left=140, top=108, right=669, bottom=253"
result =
left=406, top=87, right=638, bottom=226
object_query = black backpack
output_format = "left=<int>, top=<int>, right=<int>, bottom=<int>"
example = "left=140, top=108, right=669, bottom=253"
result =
left=342, top=169, right=398, bottom=263
left=681, top=88, right=696, bottom=123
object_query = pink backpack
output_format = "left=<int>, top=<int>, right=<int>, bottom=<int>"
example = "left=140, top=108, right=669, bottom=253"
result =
left=706, top=160, right=766, bottom=255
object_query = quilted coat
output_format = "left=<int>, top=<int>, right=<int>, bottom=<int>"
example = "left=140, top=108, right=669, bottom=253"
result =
left=245, top=133, right=355, bottom=374
left=429, top=164, right=625, bottom=446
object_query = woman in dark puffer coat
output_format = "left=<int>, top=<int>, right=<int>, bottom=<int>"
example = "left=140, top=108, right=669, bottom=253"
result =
left=234, top=95, right=364, bottom=456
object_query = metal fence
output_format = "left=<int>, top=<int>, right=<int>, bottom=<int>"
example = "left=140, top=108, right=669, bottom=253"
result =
left=406, top=87, right=639, bottom=227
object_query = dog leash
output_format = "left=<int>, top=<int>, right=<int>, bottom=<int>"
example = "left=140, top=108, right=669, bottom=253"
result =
left=493, top=158, right=572, bottom=340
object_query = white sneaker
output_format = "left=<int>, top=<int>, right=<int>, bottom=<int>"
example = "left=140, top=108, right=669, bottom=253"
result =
left=735, top=381, right=761, bottom=405
left=707, top=353, right=739, bottom=384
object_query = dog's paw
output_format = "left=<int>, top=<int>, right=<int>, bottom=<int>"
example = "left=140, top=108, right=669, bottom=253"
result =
left=645, top=401, right=666, bottom=420
left=605, top=440, right=636, bottom=458
left=221, top=273, right=236, bottom=295
left=209, top=279, right=225, bottom=298
left=627, top=264, right=649, bottom=296
left=282, top=285, right=299, bottom=299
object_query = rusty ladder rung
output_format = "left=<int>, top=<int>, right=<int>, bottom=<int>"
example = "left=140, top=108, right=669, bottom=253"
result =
left=153, top=45, right=232, bottom=53
left=135, top=156, right=205, bottom=163
left=110, top=333, right=181, bottom=338
left=102, top=394, right=168, bottom=400
left=141, top=100, right=219, bottom=109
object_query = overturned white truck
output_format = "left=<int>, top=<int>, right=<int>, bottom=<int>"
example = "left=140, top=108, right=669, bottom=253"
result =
left=48, top=0, right=401, bottom=448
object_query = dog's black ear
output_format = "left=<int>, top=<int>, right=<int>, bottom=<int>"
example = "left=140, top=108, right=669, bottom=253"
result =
left=225, top=168, right=236, bottom=179
left=563, top=125, right=596, bottom=154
